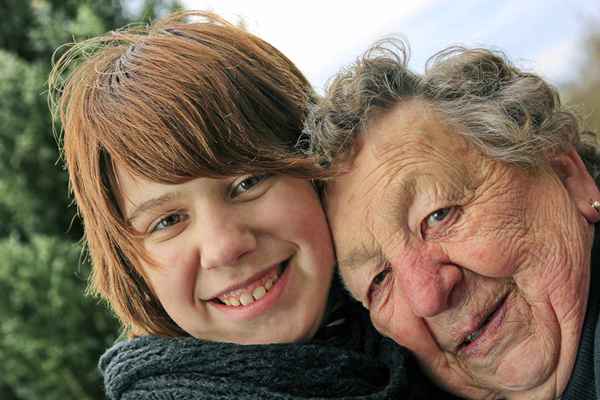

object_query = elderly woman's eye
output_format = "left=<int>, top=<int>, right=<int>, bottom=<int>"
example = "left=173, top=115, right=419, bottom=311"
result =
left=421, top=207, right=456, bottom=239
left=426, top=207, right=451, bottom=227
left=230, top=174, right=270, bottom=198
left=372, top=268, right=390, bottom=286
left=368, top=264, right=392, bottom=302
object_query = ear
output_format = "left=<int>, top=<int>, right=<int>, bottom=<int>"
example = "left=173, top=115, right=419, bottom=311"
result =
left=550, top=147, right=600, bottom=224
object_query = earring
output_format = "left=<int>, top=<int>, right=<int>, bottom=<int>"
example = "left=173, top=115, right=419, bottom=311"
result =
left=592, top=200, right=600, bottom=214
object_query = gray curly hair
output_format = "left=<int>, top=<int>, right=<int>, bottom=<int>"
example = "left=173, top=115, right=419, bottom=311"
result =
left=304, top=39, right=600, bottom=183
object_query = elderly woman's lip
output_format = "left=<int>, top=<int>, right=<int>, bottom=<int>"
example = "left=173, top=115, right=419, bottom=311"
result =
left=456, top=292, right=511, bottom=352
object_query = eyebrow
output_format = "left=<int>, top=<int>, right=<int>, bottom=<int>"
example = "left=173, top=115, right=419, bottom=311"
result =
left=338, top=245, right=386, bottom=272
left=126, top=191, right=183, bottom=224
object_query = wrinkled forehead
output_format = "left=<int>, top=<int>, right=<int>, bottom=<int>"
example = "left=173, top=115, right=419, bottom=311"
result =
left=324, top=101, right=472, bottom=262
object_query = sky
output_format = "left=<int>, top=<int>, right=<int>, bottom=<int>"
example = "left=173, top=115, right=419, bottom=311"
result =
left=178, top=0, right=599, bottom=92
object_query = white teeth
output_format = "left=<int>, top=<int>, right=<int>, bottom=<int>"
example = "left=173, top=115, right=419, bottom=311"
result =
left=264, top=279, right=273, bottom=290
left=252, top=286, right=266, bottom=300
left=239, top=293, right=254, bottom=306
left=217, top=262, right=286, bottom=307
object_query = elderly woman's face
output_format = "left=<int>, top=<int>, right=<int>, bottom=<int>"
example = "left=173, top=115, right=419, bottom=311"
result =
left=326, top=101, right=599, bottom=399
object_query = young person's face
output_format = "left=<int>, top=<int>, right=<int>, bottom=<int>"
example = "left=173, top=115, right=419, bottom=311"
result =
left=117, top=168, right=335, bottom=344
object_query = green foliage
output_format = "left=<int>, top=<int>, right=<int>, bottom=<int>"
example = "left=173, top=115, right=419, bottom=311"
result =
left=0, top=49, right=76, bottom=240
left=0, top=236, right=120, bottom=400
left=0, top=0, right=181, bottom=398
left=0, top=1, right=37, bottom=61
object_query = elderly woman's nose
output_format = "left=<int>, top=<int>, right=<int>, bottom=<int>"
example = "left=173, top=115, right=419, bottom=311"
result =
left=199, top=214, right=257, bottom=270
left=392, top=250, right=463, bottom=318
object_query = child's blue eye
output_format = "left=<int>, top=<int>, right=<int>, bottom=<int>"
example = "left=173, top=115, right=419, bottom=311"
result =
left=151, top=213, right=185, bottom=233
left=230, top=174, right=270, bottom=198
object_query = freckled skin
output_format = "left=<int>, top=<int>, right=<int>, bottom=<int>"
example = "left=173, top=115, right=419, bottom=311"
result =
left=327, top=101, right=599, bottom=399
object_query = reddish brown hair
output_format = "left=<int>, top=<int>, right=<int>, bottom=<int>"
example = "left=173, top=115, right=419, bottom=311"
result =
left=49, top=11, right=321, bottom=336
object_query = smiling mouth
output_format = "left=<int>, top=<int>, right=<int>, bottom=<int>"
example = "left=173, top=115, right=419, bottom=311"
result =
left=211, top=259, right=289, bottom=307
left=458, top=292, right=510, bottom=350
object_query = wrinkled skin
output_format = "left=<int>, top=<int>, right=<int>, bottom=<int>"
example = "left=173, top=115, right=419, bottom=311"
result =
left=326, top=101, right=600, bottom=399
left=118, top=170, right=335, bottom=344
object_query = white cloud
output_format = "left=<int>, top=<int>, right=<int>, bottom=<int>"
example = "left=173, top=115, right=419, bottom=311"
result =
left=179, top=0, right=590, bottom=88
left=181, top=0, right=437, bottom=90
left=532, top=39, right=583, bottom=85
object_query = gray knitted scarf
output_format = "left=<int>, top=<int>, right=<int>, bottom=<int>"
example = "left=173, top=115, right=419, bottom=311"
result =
left=100, top=304, right=450, bottom=399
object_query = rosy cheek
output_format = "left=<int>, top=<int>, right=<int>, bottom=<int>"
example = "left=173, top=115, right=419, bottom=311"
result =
left=297, top=213, right=329, bottom=240
left=278, top=200, right=330, bottom=245
left=282, top=183, right=325, bottom=226
left=144, top=241, right=199, bottom=289
left=146, top=238, right=189, bottom=265
left=449, top=239, right=519, bottom=278
left=146, top=249, right=199, bottom=306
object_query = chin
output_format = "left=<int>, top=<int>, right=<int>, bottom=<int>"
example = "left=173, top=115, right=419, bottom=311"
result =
left=468, top=354, right=557, bottom=398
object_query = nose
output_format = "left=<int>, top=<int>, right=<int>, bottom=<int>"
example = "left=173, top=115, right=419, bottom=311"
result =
left=391, top=243, right=462, bottom=318
left=199, top=211, right=257, bottom=270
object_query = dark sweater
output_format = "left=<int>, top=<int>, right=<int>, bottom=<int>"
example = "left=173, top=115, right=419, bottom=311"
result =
left=100, top=283, right=452, bottom=399
left=562, top=233, right=600, bottom=400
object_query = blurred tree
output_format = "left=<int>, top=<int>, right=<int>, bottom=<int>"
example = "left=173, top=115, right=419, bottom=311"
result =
left=0, top=49, right=74, bottom=241
left=564, top=22, right=600, bottom=134
left=0, top=1, right=36, bottom=61
left=0, top=237, right=117, bottom=400
left=0, top=0, right=180, bottom=398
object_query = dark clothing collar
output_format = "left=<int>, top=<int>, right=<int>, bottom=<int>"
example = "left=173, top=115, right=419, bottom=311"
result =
left=100, top=278, right=451, bottom=399
left=562, top=231, right=600, bottom=399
